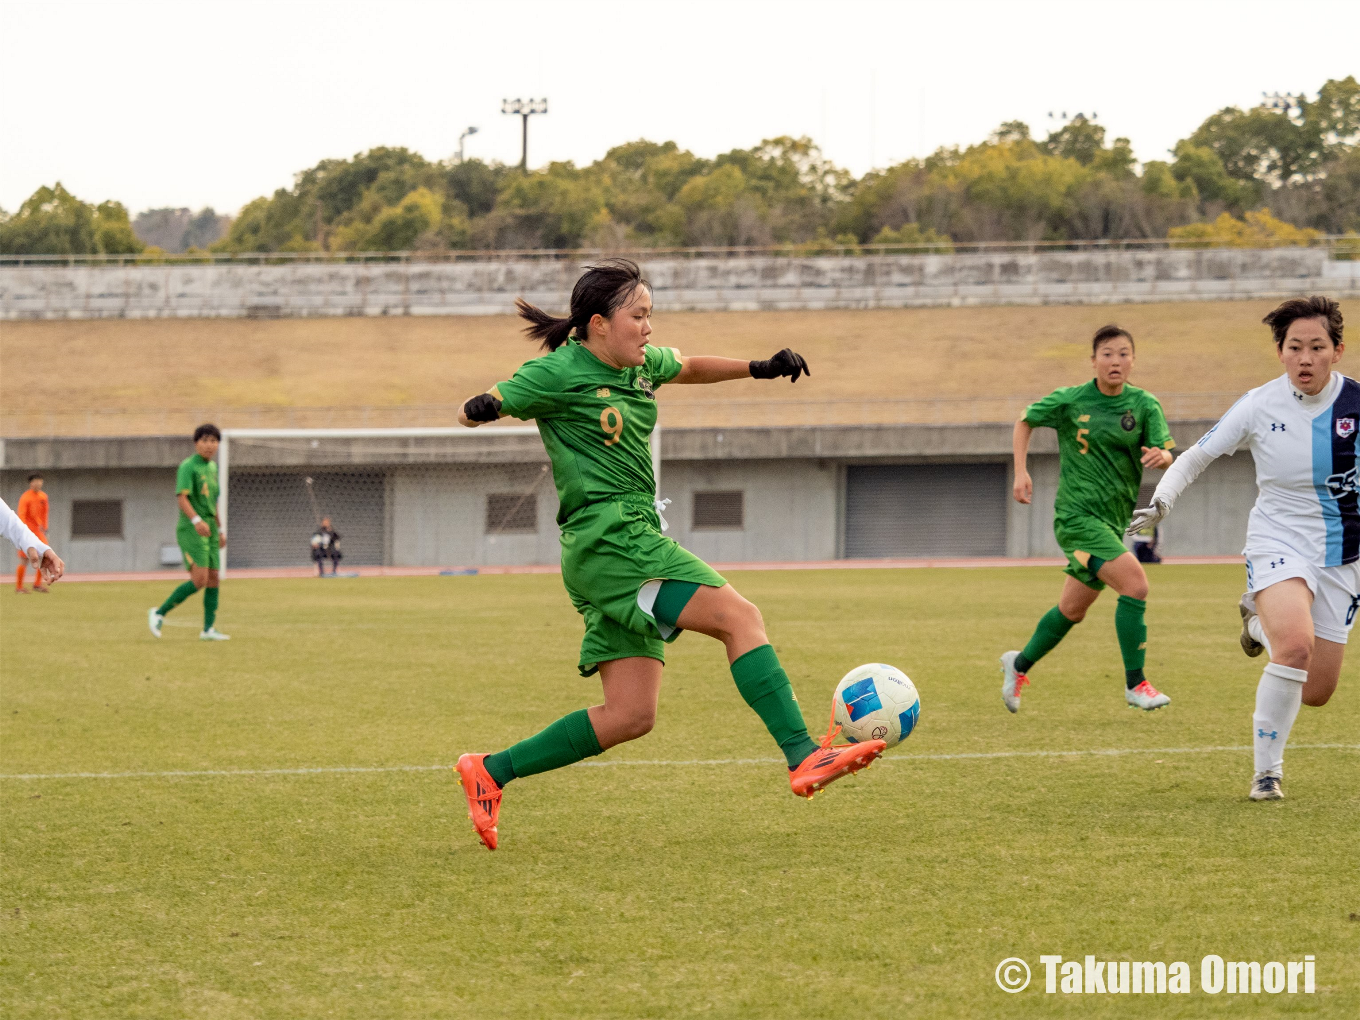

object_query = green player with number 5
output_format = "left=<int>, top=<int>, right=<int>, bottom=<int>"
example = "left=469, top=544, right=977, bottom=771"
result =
left=1001, top=325, right=1176, bottom=714
left=453, top=258, right=886, bottom=850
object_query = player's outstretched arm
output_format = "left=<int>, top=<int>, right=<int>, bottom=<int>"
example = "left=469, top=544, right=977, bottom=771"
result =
left=1127, top=394, right=1251, bottom=535
left=1126, top=445, right=1214, bottom=535
left=1012, top=419, right=1034, bottom=504
left=459, top=393, right=503, bottom=428
left=1, top=498, right=62, bottom=583
left=675, top=349, right=810, bottom=385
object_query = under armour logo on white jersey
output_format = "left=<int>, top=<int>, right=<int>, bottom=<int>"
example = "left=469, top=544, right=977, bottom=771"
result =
left=1258, top=728, right=1279, bottom=740
left=1270, top=558, right=1286, bottom=569
left=1270, top=423, right=1287, bottom=432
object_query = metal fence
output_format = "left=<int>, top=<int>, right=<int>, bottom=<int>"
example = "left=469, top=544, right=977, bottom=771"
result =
left=2, top=236, right=1357, bottom=267
left=0, top=392, right=1242, bottom=438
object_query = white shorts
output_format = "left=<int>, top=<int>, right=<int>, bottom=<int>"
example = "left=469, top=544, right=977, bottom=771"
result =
left=1244, top=542, right=1360, bottom=644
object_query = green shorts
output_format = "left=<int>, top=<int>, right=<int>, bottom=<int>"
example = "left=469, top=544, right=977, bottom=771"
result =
left=560, top=496, right=726, bottom=676
left=1053, top=513, right=1129, bottom=591
left=177, top=517, right=220, bottom=571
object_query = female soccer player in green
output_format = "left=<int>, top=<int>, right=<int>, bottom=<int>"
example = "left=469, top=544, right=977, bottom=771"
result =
left=454, top=259, right=884, bottom=850
left=1001, top=325, right=1175, bottom=713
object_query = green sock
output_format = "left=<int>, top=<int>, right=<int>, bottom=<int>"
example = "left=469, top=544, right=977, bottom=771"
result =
left=483, top=750, right=517, bottom=789
left=1116, top=595, right=1148, bottom=688
left=1015, top=606, right=1078, bottom=674
left=730, top=644, right=820, bottom=769
left=158, top=580, right=198, bottom=616
left=505, top=708, right=604, bottom=780
left=203, top=587, right=219, bottom=630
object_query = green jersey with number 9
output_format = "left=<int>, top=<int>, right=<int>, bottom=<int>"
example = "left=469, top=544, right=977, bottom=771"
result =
left=492, top=341, right=683, bottom=524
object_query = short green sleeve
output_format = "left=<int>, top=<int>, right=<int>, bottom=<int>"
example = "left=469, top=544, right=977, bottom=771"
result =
left=1023, top=387, right=1070, bottom=429
left=492, top=354, right=567, bottom=421
left=1142, top=393, right=1175, bottom=450
left=644, top=345, right=684, bottom=386
left=175, top=458, right=195, bottom=494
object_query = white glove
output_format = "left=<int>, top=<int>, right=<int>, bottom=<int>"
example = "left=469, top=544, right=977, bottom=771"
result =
left=1126, top=495, right=1171, bottom=537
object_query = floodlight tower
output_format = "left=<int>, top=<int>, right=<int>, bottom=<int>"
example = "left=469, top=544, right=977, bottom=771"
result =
left=502, top=98, right=548, bottom=171
left=457, top=126, right=479, bottom=163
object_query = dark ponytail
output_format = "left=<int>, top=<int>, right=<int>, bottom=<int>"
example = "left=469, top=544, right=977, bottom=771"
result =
left=516, top=258, right=650, bottom=351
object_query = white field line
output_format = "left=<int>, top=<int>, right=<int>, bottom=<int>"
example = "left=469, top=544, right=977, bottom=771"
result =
left=2, top=744, right=1355, bottom=782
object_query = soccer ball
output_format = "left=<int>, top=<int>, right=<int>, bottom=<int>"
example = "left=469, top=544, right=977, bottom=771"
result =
left=832, top=663, right=920, bottom=748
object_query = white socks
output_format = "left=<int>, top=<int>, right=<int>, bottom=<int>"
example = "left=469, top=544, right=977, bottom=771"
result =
left=1247, top=615, right=1272, bottom=657
left=1253, top=662, right=1306, bottom=777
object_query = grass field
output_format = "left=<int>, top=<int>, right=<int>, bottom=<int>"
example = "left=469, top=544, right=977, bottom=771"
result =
left=0, top=301, right=1287, bottom=434
left=3, top=566, right=1357, bottom=1018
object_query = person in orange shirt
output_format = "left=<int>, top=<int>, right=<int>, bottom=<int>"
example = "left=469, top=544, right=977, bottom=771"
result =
left=16, top=473, right=50, bottom=593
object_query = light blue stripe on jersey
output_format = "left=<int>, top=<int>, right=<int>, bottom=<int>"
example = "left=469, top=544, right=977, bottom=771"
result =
left=1312, top=411, right=1344, bottom=567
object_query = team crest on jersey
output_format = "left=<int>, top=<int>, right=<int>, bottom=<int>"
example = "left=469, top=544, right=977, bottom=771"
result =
left=1120, top=411, right=1137, bottom=432
left=1336, top=417, right=1356, bottom=439
left=636, top=376, right=655, bottom=400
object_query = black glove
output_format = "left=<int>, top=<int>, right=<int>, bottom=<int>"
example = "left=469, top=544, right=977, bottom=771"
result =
left=464, top=393, right=503, bottom=422
left=749, top=348, right=810, bottom=383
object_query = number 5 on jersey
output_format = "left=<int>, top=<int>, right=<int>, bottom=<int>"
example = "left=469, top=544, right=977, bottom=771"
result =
left=600, top=406, right=623, bottom=446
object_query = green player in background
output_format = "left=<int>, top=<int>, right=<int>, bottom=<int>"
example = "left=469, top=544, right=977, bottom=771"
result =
left=453, top=259, right=886, bottom=851
left=148, top=424, right=230, bottom=641
left=1001, top=325, right=1174, bottom=713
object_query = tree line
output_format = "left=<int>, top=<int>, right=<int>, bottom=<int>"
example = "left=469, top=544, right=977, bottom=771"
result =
left=2, top=77, right=1355, bottom=256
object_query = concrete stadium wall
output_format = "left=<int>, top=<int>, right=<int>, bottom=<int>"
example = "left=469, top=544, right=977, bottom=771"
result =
left=1008, top=453, right=1254, bottom=559
left=4, top=249, right=1355, bottom=320
left=1, top=419, right=1249, bottom=574
left=2, top=468, right=178, bottom=573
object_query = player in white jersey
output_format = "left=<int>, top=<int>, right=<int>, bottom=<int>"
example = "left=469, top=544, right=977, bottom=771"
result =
left=1129, top=296, right=1351, bottom=801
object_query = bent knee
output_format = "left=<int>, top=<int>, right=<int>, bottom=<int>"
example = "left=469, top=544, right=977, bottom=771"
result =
left=716, top=591, right=764, bottom=636
left=620, top=709, right=656, bottom=742
left=1059, top=607, right=1087, bottom=624
left=1273, top=638, right=1313, bottom=670
left=735, top=595, right=764, bottom=631
left=1124, top=581, right=1150, bottom=601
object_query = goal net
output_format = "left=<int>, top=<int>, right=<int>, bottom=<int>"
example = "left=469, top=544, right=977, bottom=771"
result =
left=219, top=425, right=660, bottom=571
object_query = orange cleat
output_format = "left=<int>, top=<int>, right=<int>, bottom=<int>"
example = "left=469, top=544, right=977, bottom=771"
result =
left=455, top=753, right=502, bottom=850
left=789, top=710, right=886, bottom=799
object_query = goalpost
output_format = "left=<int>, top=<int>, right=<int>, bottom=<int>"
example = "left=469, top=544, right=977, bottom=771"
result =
left=218, top=419, right=662, bottom=574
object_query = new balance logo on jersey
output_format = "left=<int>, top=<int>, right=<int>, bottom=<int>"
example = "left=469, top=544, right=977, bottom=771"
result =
left=1270, top=423, right=1287, bottom=432
left=1257, top=728, right=1279, bottom=740
left=1325, top=467, right=1360, bottom=499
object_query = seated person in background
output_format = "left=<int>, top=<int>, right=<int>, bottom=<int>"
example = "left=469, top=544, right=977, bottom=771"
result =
left=1132, top=523, right=1162, bottom=564
left=310, top=517, right=342, bottom=576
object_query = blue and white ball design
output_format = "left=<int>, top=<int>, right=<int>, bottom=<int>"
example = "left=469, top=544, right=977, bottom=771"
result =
left=832, top=663, right=920, bottom=748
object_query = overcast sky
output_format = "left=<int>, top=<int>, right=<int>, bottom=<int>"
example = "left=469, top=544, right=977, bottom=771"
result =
left=3, top=0, right=1357, bottom=217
